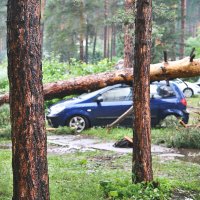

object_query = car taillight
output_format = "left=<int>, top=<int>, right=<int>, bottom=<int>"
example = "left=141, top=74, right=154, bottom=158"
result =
left=180, top=98, right=187, bottom=106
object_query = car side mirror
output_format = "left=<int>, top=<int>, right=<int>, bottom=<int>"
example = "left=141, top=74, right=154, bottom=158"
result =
left=96, top=96, right=103, bottom=103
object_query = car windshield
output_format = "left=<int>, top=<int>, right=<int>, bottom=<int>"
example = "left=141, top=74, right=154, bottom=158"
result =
left=74, top=86, right=116, bottom=99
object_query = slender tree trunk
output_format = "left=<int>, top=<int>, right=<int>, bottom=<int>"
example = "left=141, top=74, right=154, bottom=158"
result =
left=85, top=18, right=89, bottom=64
left=111, top=25, right=113, bottom=61
left=180, top=0, right=186, bottom=59
left=79, top=0, right=84, bottom=61
left=132, top=0, right=153, bottom=183
left=124, top=0, right=135, bottom=68
left=92, top=29, right=97, bottom=63
left=7, top=0, right=49, bottom=199
left=104, top=0, right=108, bottom=58
left=107, top=26, right=110, bottom=60
left=112, top=24, right=116, bottom=57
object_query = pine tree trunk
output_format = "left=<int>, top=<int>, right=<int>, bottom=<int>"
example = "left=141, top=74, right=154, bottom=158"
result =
left=85, top=18, right=89, bottom=64
left=180, top=0, right=186, bottom=59
left=104, top=0, right=108, bottom=58
left=92, top=29, right=97, bottom=63
left=7, top=0, right=49, bottom=199
left=112, top=24, right=116, bottom=57
left=41, top=0, right=46, bottom=51
left=79, top=0, right=84, bottom=61
left=133, top=0, right=153, bottom=183
left=124, top=0, right=135, bottom=68
left=1, top=57, right=200, bottom=107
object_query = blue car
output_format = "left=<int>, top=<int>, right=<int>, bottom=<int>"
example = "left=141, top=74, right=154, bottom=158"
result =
left=46, top=81, right=189, bottom=132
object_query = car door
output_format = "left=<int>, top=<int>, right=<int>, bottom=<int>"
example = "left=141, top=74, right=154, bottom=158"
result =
left=90, top=86, right=132, bottom=126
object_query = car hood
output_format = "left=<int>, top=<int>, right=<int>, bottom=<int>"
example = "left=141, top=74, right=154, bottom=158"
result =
left=50, top=97, right=83, bottom=109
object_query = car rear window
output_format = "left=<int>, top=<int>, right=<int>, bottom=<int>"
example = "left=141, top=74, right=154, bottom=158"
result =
left=150, top=84, right=175, bottom=98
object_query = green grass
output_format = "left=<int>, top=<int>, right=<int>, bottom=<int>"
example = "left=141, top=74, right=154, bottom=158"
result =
left=0, top=150, right=200, bottom=199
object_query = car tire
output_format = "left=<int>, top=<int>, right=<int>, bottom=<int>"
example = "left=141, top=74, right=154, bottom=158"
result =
left=183, top=88, right=193, bottom=98
left=67, top=115, right=89, bottom=133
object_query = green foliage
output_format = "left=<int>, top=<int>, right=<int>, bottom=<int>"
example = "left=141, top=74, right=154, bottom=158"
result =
left=43, top=57, right=115, bottom=83
left=83, top=127, right=132, bottom=141
left=0, top=151, right=12, bottom=199
left=100, top=178, right=171, bottom=200
left=171, top=128, right=200, bottom=149
left=0, top=148, right=200, bottom=199
left=47, top=126, right=76, bottom=135
left=0, top=105, right=10, bottom=129
left=186, top=29, right=200, bottom=58
left=152, top=127, right=200, bottom=149
left=0, top=67, right=9, bottom=93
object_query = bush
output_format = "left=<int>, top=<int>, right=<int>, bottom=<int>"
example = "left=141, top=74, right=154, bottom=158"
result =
left=152, top=127, right=200, bottom=149
left=171, top=128, right=200, bottom=149
left=100, top=178, right=171, bottom=200
left=0, top=105, right=10, bottom=128
left=42, top=57, right=116, bottom=83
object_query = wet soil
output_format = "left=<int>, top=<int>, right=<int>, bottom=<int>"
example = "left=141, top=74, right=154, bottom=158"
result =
left=47, top=135, right=200, bottom=165
left=1, top=135, right=200, bottom=165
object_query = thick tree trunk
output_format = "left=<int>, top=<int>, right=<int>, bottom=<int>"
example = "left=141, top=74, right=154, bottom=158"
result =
left=1, top=57, right=200, bottom=106
left=7, top=0, right=49, bottom=199
left=124, top=0, right=135, bottom=68
left=132, top=0, right=153, bottom=183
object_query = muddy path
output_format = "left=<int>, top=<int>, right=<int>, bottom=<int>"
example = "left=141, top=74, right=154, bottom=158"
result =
left=47, top=135, right=200, bottom=164
left=1, top=134, right=200, bottom=164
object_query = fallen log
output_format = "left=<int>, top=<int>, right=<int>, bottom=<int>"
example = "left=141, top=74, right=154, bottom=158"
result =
left=1, top=57, right=200, bottom=106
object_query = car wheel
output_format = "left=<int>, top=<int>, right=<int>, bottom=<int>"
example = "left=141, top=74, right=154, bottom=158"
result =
left=159, top=115, right=180, bottom=128
left=183, top=88, right=193, bottom=98
left=67, top=115, right=89, bottom=133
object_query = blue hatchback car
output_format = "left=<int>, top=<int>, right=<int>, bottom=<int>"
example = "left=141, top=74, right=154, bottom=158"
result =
left=46, top=81, right=189, bottom=132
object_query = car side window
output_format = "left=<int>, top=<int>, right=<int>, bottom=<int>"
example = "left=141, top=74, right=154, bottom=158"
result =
left=150, top=84, right=175, bottom=98
left=101, top=87, right=132, bottom=102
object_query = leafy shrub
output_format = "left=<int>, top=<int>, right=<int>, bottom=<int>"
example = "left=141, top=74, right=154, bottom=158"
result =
left=171, top=128, right=200, bottom=149
left=152, top=127, right=200, bottom=149
left=0, top=105, right=10, bottom=128
left=42, top=57, right=115, bottom=83
left=100, top=178, right=172, bottom=200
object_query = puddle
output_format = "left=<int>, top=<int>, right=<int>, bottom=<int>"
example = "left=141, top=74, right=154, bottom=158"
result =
left=176, top=148, right=200, bottom=165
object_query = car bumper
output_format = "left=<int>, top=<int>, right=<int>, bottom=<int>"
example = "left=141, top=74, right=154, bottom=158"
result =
left=46, top=116, right=64, bottom=128
left=182, top=110, right=189, bottom=124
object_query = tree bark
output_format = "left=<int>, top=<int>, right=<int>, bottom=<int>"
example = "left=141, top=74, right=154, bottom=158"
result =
left=132, top=0, right=153, bottom=183
left=7, top=0, right=49, bottom=199
left=92, top=29, right=97, bottom=63
left=180, top=0, right=186, bottom=59
left=1, top=57, right=200, bottom=106
left=104, top=0, right=108, bottom=58
left=41, top=0, right=46, bottom=52
left=79, top=0, right=84, bottom=61
left=124, top=0, right=135, bottom=68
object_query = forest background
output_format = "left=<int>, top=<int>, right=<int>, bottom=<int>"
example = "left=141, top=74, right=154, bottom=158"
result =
left=0, top=0, right=200, bottom=66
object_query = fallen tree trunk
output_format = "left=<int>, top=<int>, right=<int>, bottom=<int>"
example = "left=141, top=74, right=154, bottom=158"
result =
left=1, top=57, right=200, bottom=106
